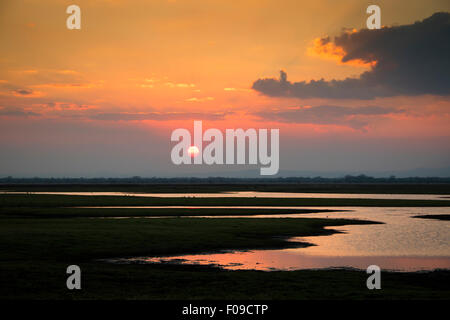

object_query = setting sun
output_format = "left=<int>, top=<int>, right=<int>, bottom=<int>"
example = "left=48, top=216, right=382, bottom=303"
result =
left=188, top=146, right=200, bottom=157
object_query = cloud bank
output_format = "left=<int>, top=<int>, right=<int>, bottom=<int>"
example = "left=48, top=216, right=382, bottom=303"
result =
left=252, top=12, right=450, bottom=99
left=254, top=105, right=403, bottom=129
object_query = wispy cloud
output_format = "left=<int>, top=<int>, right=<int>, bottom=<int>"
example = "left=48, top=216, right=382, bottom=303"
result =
left=89, top=111, right=231, bottom=121
left=185, top=97, right=214, bottom=102
left=254, top=105, right=404, bottom=129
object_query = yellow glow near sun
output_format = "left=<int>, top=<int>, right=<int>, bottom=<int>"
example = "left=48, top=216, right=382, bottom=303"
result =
left=188, top=146, right=200, bottom=157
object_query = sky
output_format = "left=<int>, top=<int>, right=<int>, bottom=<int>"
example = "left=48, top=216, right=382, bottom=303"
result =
left=0, top=0, right=449, bottom=177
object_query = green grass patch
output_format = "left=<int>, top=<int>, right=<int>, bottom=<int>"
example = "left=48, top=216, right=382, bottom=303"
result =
left=0, top=207, right=339, bottom=218
left=1, top=194, right=449, bottom=207
left=2, top=261, right=449, bottom=300
left=2, top=182, right=450, bottom=194
left=0, top=217, right=378, bottom=261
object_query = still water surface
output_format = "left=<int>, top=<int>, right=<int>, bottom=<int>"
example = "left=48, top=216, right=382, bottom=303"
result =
left=106, top=206, right=450, bottom=272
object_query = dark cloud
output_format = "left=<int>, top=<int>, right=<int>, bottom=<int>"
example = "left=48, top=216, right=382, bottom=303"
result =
left=0, top=106, right=40, bottom=117
left=252, top=12, right=450, bottom=99
left=0, top=82, right=35, bottom=96
left=90, top=111, right=233, bottom=121
left=254, top=105, right=403, bottom=129
left=12, top=89, right=33, bottom=96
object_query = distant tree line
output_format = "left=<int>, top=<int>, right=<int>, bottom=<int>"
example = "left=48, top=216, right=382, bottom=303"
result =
left=1, top=175, right=450, bottom=184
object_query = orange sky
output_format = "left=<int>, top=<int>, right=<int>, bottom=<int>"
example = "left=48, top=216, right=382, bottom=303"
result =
left=0, top=0, right=449, bottom=176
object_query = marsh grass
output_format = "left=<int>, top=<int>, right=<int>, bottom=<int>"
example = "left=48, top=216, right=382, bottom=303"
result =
left=0, top=192, right=448, bottom=300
